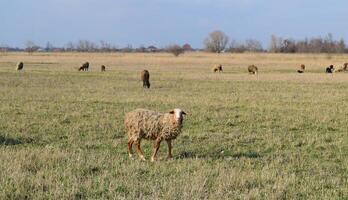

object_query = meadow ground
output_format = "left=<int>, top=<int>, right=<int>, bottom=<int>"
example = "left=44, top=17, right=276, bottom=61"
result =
left=0, top=52, right=347, bottom=199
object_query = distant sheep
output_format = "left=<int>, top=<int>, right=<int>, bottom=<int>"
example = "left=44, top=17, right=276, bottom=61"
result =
left=248, top=65, right=258, bottom=74
left=78, top=62, right=89, bottom=71
left=124, top=108, right=187, bottom=161
left=101, top=65, right=106, bottom=72
left=335, top=63, right=347, bottom=72
left=212, top=64, right=223, bottom=72
left=326, top=65, right=334, bottom=73
left=16, top=62, right=24, bottom=71
left=297, top=64, right=305, bottom=73
left=141, top=70, right=150, bottom=88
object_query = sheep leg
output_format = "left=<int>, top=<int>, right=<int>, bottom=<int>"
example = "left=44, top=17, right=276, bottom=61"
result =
left=151, top=139, right=162, bottom=162
left=166, top=140, right=173, bottom=159
left=135, top=140, right=146, bottom=161
left=127, top=139, right=134, bottom=158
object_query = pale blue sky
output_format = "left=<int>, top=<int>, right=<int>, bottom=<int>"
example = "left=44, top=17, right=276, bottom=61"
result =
left=1, top=0, right=347, bottom=48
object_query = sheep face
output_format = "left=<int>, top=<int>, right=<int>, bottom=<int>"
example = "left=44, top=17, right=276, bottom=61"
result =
left=169, top=109, right=186, bottom=123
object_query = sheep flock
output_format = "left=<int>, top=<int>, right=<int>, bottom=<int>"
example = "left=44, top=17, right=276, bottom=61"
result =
left=12, top=57, right=348, bottom=162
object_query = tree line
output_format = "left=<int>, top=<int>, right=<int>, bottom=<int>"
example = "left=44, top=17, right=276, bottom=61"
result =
left=204, top=31, right=347, bottom=54
left=1, top=31, right=347, bottom=56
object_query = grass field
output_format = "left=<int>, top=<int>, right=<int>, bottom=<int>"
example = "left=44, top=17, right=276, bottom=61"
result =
left=0, top=52, right=347, bottom=199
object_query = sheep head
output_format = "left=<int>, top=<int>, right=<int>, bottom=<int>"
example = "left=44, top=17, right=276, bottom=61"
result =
left=169, top=109, right=186, bottom=124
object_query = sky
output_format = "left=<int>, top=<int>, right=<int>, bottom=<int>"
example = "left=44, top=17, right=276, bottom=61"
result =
left=1, top=0, right=347, bottom=48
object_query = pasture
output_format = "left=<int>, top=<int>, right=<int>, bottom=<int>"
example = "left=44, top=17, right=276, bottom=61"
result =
left=0, top=52, right=347, bottom=199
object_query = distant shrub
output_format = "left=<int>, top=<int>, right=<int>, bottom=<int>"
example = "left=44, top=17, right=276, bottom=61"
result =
left=167, top=44, right=185, bottom=57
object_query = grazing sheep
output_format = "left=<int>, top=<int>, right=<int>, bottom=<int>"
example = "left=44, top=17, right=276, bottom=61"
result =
left=297, top=64, right=305, bottom=73
left=78, top=62, right=89, bottom=71
left=300, top=64, right=306, bottom=70
left=326, top=65, right=334, bottom=73
left=335, top=63, right=348, bottom=72
left=16, top=62, right=24, bottom=71
left=248, top=65, right=258, bottom=74
left=101, top=65, right=106, bottom=72
left=124, top=108, right=187, bottom=162
left=212, top=64, right=223, bottom=72
left=141, top=70, right=150, bottom=88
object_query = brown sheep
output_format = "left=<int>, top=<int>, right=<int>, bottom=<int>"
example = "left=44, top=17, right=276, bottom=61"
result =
left=16, top=62, right=24, bottom=71
left=141, top=70, right=150, bottom=88
left=101, top=65, right=106, bottom=72
left=124, top=108, right=187, bottom=161
left=248, top=65, right=258, bottom=74
left=212, top=64, right=223, bottom=72
left=297, top=64, right=305, bottom=73
left=78, top=62, right=89, bottom=71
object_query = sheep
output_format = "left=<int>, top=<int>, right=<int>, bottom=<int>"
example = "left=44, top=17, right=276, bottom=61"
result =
left=78, top=66, right=84, bottom=71
left=16, top=62, right=24, bottom=71
left=101, top=65, right=106, bottom=72
left=326, top=65, right=334, bottom=73
left=124, top=108, right=187, bottom=162
left=335, top=63, right=348, bottom=73
left=248, top=65, right=258, bottom=74
left=141, top=70, right=150, bottom=88
left=212, top=64, right=223, bottom=72
left=301, top=64, right=306, bottom=70
left=78, top=62, right=89, bottom=71
left=297, top=64, right=305, bottom=73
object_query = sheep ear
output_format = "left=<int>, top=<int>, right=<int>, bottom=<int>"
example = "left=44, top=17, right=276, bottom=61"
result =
left=182, top=111, right=187, bottom=115
left=169, top=110, right=175, bottom=114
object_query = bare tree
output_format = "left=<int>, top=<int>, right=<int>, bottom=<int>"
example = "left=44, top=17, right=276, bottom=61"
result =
left=269, top=35, right=282, bottom=53
left=45, top=41, right=54, bottom=52
left=228, top=40, right=246, bottom=53
left=76, top=40, right=98, bottom=52
left=25, top=41, right=40, bottom=54
left=65, top=42, right=75, bottom=52
left=204, top=30, right=229, bottom=53
left=245, top=39, right=263, bottom=52
left=100, top=40, right=112, bottom=52
left=228, top=39, right=263, bottom=53
left=167, top=44, right=185, bottom=57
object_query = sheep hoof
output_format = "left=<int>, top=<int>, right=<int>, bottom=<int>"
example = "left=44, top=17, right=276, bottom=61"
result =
left=150, top=157, right=156, bottom=162
left=140, top=156, right=146, bottom=161
left=129, top=154, right=134, bottom=159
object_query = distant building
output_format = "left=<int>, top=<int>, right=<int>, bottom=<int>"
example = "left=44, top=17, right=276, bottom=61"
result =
left=147, top=45, right=158, bottom=52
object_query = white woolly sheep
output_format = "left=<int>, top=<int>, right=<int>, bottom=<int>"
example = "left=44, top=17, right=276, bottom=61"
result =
left=335, top=63, right=347, bottom=73
left=124, top=108, right=187, bottom=162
